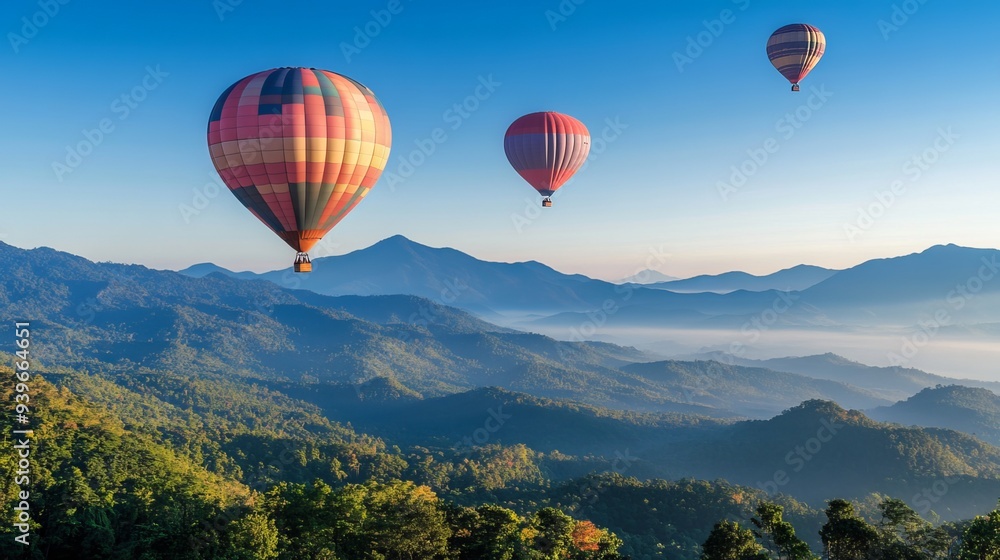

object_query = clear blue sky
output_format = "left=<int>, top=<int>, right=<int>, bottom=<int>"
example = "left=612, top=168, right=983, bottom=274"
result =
left=4, top=0, right=998, bottom=279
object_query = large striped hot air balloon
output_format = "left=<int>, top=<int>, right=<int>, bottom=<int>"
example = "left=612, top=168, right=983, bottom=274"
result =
left=207, top=67, right=391, bottom=272
left=766, top=24, right=826, bottom=91
left=504, top=112, right=590, bottom=207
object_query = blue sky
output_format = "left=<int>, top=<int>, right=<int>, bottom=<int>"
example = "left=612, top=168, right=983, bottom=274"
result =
left=4, top=0, right=998, bottom=279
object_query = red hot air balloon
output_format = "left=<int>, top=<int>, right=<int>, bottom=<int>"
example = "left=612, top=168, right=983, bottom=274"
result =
left=767, top=24, right=826, bottom=91
left=207, top=67, right=392, bottom=272
left=504, top=112, right=590, bottom=207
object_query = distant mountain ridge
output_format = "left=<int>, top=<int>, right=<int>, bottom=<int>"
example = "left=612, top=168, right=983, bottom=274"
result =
left=685, top=352, right=1000, bottom=402
left=177, top=238, right=1000, bottom=332
left=617, top=269, right=680, bottom=284
left=622, top=360, right=889, bottom=417
left=645, top=264, right=837, bottom=293
left=183, top=235, right=626, bottom=317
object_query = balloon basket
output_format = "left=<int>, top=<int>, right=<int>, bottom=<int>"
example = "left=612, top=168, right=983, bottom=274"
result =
left=293, top=252, right=312, bottom=273
left=791, top=84, right=800, bottom=92
left=542, top=198, right=553, bottom=208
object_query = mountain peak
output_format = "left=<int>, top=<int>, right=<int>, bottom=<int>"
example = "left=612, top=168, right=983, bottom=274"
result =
left=379, top=234, right=416, bottom=245
left=617, top=269, right=680, bottom=284
left=781, top=399, right=851, bottom=420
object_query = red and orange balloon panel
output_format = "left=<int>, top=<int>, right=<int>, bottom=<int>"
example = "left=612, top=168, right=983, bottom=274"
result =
left=208, top=67, right=391, bottom=272
left=504, top=112, right=590, bottom=207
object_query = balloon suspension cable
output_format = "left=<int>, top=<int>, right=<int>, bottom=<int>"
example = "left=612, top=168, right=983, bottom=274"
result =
left=293, top=252, right=312, bottom=273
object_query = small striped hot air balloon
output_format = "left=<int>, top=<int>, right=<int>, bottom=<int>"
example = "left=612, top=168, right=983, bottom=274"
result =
left=766, top=24, right=826, bottom=91
left=504, top=112, right=590, bottom=208
left=207, top=67, right=391, bottom=272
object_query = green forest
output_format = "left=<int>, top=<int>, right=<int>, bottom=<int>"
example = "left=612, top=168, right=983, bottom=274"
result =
left=2, top=368, right=999, bottom=559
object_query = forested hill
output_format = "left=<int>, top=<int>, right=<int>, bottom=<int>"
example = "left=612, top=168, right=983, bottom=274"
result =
left=870, top=385, right=1000, bottom=446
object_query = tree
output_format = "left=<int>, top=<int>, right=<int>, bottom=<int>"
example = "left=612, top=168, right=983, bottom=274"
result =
left=530, top=507, right=577, bottom=559
left=359, top=480, right=451, bottom=560
left=751, top=502, right=818, bottom=560
left=959, top=508, right=1000, bottom=560
left=875, top=498, right=950, bottom=560
left=447, top=504, right=523, bottom=560
left=820, top=500, right=880, bottom=560
left=701, top=520, right=768, bottom=560
left=226, top=512, right=279, bottom=560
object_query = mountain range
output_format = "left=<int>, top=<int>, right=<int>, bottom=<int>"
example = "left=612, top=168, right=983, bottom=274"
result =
left=179, top=237, right=1000, bottom=333
left=641, top=265, right=837, bottom=293
left=5, top=239, right=1000, bottom=522
left=279, top=381, right=1000, bottom=519
left=683, top=352, right=1000, bottom=403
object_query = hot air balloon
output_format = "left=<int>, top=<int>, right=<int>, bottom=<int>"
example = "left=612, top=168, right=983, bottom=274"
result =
left=207, top=67, right=391, bottom=272
left=504, top=112, right=590, bottom=207
left=767, top=24, right=826, bottom=91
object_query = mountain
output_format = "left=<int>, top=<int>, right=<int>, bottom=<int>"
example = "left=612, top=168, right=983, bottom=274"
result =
left=652, top=400, right=1000, bottom=519
left=0, top=370, right=251, bottom=558
left=0, top=241, right=755, bottom=416
left=260, top=380, right=1000, bottom=521
left=645, top=265, right=837, bottom=294
left=177, top=236, right=820, bottom=325
left=184, top=234, right=631, bottom=317
left=687, top=352, right=1000, bottom=403
left=176, top=262, right=260, bottom=280
left=176, top=238, right=1000, bottom=336
left=7, top=241, right=1000, bottom=530
left=289, top=383, right=726, bottom=459
left=10, top=240, right=999, bottom=418
left=798, top=244, right=1000, bottom=322
left=617, top=269, right=680, bottom=284
left=870, top=385, right=1000, bottom=447
left=621, top=360, right=890, bottom=417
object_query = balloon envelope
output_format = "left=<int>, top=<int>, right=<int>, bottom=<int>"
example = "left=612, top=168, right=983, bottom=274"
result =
left=767, top=24, right=826, bottom=90
left=207, top=67, right=391, bottom=254
left=504, top=112, right=590, bottom=197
